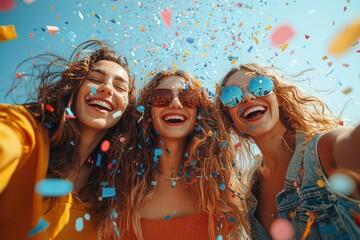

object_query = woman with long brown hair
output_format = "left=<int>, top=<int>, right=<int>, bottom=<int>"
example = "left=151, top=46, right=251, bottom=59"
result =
left=120, top=68, right=250, bottom=240
left=0, top=40, right=137, bottom=239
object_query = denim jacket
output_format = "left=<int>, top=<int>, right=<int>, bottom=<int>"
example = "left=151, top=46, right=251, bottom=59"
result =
left=249, top=132, right=360, bottom=239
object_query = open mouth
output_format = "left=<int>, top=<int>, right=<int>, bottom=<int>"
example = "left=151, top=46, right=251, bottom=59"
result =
left=87, top=98, right=114, bottom=111
left=242, top=106, right=267, bottom=120
left=162, top=114, right=187, bottom=124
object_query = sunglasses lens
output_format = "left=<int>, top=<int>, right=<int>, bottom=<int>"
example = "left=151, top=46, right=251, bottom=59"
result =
left=179, top=89, right=199, bottom=108
left=151, top=89, right=172, bottom=107
left=249, top=76, right=274, bottom=97
left=221, top=85, right=243, bottom=108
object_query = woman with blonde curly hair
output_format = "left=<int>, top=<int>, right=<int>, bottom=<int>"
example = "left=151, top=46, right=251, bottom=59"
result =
left=0, top=40, right=137, bottom=239
left=121, top=68, right=250, bottom=239
left=215, top=63, right=360, bottom=239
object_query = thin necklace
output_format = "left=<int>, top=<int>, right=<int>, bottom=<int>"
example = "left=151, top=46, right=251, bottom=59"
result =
left=153, top=168, right=181, bottom=181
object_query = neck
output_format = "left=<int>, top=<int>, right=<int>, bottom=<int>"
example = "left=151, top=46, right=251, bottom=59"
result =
left=78, top=127, right=107, bottom=167
left=252, top=126, right=295, bottom=172
left=156, top=137, right=186, bottom=179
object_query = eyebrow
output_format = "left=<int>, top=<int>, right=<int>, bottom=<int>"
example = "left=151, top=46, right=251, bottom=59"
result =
left=91, top=68, right=128, bottom=84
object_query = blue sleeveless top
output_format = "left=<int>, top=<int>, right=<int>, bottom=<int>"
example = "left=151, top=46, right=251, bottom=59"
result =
left=249, top=132, right=360, bottom=239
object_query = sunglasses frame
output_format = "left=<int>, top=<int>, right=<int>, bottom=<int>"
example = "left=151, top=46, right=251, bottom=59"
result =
left=150, top=88, right=200, bottom=109
left=220, top=75, right=274, bottom=108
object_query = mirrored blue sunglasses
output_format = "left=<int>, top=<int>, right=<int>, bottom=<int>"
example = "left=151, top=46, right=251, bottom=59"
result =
left=220, top=76, right=274, bottom=108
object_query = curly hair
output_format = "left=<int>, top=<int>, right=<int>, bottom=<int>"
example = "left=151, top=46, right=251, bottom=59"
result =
left=119, top=67, right=250, bottom=239
left=8, top=40, right=138, bottom=238
left=214, top=62, right=341, bottom=176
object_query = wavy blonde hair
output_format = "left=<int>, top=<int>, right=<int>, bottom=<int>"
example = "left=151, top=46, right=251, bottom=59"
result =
left=215, top=62, right=341, bottom=176
left=118, top=68, right=250, bottom=239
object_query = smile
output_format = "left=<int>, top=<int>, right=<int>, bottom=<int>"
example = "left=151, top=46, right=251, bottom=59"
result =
left=86, top=97, right=114, bottom=111
left=162, top=114, right=187, bottom=124
left=241, top=105, right=267, bottom=120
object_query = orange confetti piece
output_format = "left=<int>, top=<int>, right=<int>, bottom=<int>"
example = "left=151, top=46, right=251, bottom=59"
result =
left=322, top=56, right=328, bottom=60
left=0, top=25, right=17, bottom=42
left=341, top=87, right=352, bottom=94
left=230, top=59, right=237, bottom=64
left=264, top=25, right=272, bottom=31
left=46, top=25, right=59, bottom=36
left=45, top=104, right=55, bottom=112
left=329, top=17, right=360, bottom=56
left=253, top=37, right=259, bottom=45
left=280, top=43, right=288, bottom=51
left=140, top=26, right=146, bottom=32
left=160, top=8, right=172, bottom=28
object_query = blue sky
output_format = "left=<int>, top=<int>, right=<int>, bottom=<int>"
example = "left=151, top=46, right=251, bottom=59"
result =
left=1, top=0, right=359, bottom=123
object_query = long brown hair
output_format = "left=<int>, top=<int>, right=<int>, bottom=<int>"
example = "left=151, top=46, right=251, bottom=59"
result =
left=8, top=40, right=138, bottom=238
left=119, top=68, right=250, bottom=239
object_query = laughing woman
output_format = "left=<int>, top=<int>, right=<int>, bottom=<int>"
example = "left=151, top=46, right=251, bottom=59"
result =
left=215, top=63, right=360, bottom=239
left=121, top=68, right=250, bottom=240
left=0, top=40, right=137, bottom=239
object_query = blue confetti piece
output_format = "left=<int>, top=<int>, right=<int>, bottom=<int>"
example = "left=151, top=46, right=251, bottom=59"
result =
left=219, top=183, right=226, bottom=191
left=96, top=153, right=102, bottom=167
left=102, top=187, right=116, bottom=198
left=164, top=214, right=170, bottom=220
left=28, top=217, right=49, bottom=238
left=137, top=105, right=145, bottom=113
left=154, top=148, right=163, bottom=157
left=217, top=235, right=223, bottom=240
left=35, top=179, right=73, bottom=196
left=186, top=37, right=195, bottom=44
left=84, top=213, right=90, bottom=221
left=221, top=141, right=227, bottom=148
left=75, top=217, right=84, bottom=232
left=249, top=126, right=253, bottom=131
left=65, top=107, right=75, bottom=116
left=151, top=181, right=157, bottom=186
left=90, top=87, right=96, bottom=95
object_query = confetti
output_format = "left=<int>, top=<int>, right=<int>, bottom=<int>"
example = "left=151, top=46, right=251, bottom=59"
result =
left=0, top=0, right=15, bottom=12
left=75, top=217, right=84, bottom=232
left=28, top=218, right=49, bottom=238
left=160, top=8, right=172, bottom=28
left=341, top=87, right=352, bottom=94
left=101, top=140, right=110, bottom=152
left=119, top=136, right=126, bottom=142
left=35, top=179, right=73, bottom=196
left=329, top=17, right=360, bottom=56
left=328, top=172, right=356, bottom=196
left=270, top=24, right=295, bottom=47
left=78, top=11, right=83, bottom=20
left=0, top=25, right=17, bottom=42
left=102, top=187, right=116, bottom=198
left=46, top=25, right=59, bottom=36
left=113, top=110, right=122, bottom=118
left=269, top=218, right=294, bottom=240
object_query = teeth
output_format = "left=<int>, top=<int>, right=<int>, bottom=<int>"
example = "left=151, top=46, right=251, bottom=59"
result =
left=243, top=106, right=265, bottom=117
left=164, top=115, right=185, bottom=121
left=87, top=99, right=113, bottom=111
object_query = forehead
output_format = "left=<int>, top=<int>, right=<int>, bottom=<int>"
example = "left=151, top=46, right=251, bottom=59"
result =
left=91, top=60, right=129, bottom=84
left=156, top=75, right=187, bottom=89
left=225, top=69, right=258, bottom=87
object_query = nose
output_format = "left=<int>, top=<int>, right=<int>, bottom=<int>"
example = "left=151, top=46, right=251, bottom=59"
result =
left=168, top=96, right=183, bottom=109
left=98, top=82, right=113, bottom=96
left=241, top=88, right=255, bottom=103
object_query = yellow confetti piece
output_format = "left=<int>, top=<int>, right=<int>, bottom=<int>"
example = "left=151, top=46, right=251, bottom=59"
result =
left=253, top=37, right=259, bottom=45
left=140, top=26, right=146, bottom=32
left=0, top=25, right=17, bottom=43
left=329, top=17, right=360, bottom=56
left=183, top=50, right=190, bottom=56
left=133, top=60, right=137, bottom=66
left=194, top=80, right=202, bottom=88
left=341, top=87, right=352, bottom=94
left=265, top=25, right=272, bottom=31
left=230, top=59, right=237, bottom=64
left=201, top=53, right=207, bottom=58
left=322, top=56, right=328, bottom=60
left=280, top=42, right=288, bottom=51
left=317, top=179, right=325, bottom=188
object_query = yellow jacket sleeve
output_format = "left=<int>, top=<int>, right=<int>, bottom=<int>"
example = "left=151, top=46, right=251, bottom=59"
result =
left=0, top=104, right=37, bottom=193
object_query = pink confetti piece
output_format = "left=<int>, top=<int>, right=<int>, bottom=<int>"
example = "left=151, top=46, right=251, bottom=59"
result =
left=119, top=137, right=126, bottom=142
left=46, top=25, right=59, bottom=36
left=0, top=0, right=16, bottom=12
left=160, top=8, right=172, bottom=28
left=269, top=218, right=294, bottom=240
left=269, top=24, right=295, bottom=47
left=101, top=140, right=110, bottom=152
left=24, top=0, right=36, bottom=4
